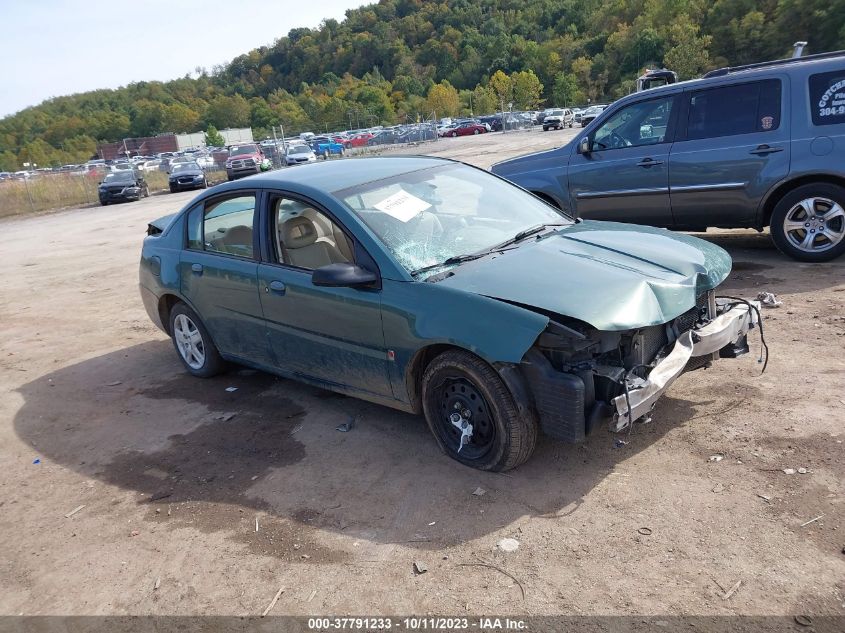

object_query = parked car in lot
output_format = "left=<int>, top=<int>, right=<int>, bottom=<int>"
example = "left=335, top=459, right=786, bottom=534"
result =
left=348, top=133, right=374, bottom=148
left=399, top=125, right=437, bottom=143
left=579, top=105, right=608, bottom=127
left=168, top=162, right=208, bottom=192
left=139, top=157, right=759, bottom=471
left=285, top=144, right=317, bottom=165
left=443, top=121, right=487, bottom=137
left=367, top=129, right=402, bottom=146
left=478, top=115, right=503, bottom=132
left=543, top=108, right=575, bottom=130
left=226, top=144, right=266, bottom=181
left=99, top=169, right=148, bottom=205
left=315, top=139, right=345, bottom=158
left=492, top=51, right=845, bottom=262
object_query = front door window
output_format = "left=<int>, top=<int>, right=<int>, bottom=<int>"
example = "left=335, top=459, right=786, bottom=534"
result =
left=592, top=96, right=675, bottom=150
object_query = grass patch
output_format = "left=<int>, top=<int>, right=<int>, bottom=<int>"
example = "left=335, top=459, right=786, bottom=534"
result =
left=0, top=169, right=229, bottom=219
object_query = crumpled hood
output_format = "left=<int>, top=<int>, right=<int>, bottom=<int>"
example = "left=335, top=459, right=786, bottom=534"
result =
left=436, top=220, right=732, bottom=331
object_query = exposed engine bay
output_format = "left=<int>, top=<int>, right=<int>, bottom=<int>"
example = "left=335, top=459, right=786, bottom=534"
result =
left=519, top=290, right=764, bottom=442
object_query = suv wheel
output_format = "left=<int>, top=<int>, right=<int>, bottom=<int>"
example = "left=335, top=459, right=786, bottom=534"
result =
left=421, top=350, right=537, bottom=471
left=770, top=183, right=845, bottom=262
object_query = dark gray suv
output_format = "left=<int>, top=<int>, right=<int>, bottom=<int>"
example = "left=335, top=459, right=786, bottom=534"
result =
left=492, top=51, right=845, bottom=262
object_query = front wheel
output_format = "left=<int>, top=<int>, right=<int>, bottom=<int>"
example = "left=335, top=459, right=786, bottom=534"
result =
left=473, top=129, right=480, bottom=135
left=770, top=183, right=845, bottom=262
left=169, top=302, right=225, bottom=378
left=421, top=350, right=537, bottom=471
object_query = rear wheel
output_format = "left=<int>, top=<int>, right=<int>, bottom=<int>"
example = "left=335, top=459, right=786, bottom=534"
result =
left=473, top=129, right=480, bottom=135
left=421, top=350, right=537, bottom=471
left=770, top=183, right=845, bottom=262
left=169, top=302, right=225, bottom=378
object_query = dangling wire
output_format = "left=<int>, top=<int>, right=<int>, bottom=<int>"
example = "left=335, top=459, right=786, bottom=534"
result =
left=716, top=296, right=769, bottom=373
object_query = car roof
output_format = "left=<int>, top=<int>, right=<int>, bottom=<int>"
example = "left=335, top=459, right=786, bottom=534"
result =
left=213, top=156, right=450, bottom=194
left=630, top=51, right=845, bottom=98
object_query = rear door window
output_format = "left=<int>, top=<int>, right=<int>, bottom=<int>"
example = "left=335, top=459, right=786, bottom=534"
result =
left=686, top=79, right=782, bottom=140
left=186, top=194, right=256, bottom=258
left=809, top=70, right=845, bottom=126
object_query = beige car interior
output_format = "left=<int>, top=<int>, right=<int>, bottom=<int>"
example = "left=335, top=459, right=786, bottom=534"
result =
left=275, top=199, right=353, bottom=269
left=209, top=224, right=254, bottom=257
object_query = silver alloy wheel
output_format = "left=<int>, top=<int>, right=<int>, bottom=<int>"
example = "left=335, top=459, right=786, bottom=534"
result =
left=173, top=313, right=205, bottom=369
left=782, top=196, right=845, bottom=253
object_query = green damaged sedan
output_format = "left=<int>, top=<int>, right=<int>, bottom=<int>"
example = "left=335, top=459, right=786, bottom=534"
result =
left=139, top=157, right=762, bottom=471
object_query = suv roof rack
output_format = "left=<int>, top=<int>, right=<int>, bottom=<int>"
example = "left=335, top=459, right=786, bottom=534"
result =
left=703, top=49, right=845, bottom=78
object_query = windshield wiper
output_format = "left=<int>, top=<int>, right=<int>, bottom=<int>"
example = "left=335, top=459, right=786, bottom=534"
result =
left=411, top=252, right=489, bottom=277
left=491, top=223, right=566, bottom=250
left=410, top=224, right=565, bottom=278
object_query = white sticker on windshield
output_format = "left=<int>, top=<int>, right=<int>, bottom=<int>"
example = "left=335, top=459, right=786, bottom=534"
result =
left=373, top=189, right=431, bottom=222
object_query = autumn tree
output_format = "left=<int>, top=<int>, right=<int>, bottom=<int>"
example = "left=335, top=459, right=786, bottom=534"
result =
left=425, top=81, right=460, bottom=117
left=511, top=70, right=543, bottom=110
left=206, top=94, right=251, bottom=129
left=488, top=70, right=512, bottom=106
left=471, top=84, right=498, bottom=115
left=161, top=103, right=200, bottom=133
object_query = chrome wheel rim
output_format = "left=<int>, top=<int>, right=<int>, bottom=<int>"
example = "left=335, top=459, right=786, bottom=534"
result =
left=783, top=196, right=845, bottom=253
left=173, top=314, right=205, bottom=369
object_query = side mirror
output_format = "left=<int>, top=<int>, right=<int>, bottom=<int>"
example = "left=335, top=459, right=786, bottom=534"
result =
left=312, top=262, right=378, bottom=288
left=577, top=137, right=592, bottom=154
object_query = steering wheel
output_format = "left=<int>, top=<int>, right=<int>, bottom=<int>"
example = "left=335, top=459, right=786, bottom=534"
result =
left=609, top=131, right=631, bottom=149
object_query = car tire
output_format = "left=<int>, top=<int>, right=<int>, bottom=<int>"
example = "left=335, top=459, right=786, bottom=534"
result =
left=543, top=127, right=549, bottom=132
left=421, top=350, right=537, bottom=472
left=473, top=129, right=480, bottom=135
left=100, top=201, right=108, bottom=206
left=770, top=183, right=845, bottom=262
left=450, top=132, right=457, bottom=137
left=169, top=185, right=176, bottom=193
left=169, top=302, right=225, bottom=378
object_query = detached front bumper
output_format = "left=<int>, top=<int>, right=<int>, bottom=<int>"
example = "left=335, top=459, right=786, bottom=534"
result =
left=611, top=299, right=760, bottom=430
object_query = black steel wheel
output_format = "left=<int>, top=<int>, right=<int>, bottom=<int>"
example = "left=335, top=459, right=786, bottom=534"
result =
left=421, top=350, right=537, bottom=471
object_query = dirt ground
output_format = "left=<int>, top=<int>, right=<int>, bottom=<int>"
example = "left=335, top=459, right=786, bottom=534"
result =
left=1, top=128, right=843, bottom=617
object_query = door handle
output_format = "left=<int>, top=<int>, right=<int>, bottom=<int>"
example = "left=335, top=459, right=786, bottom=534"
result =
left=637, top=158, right=664, bottom=167
left=191, top=263, right=203, bottom=275
left=268, top=280, right=286, bottom=295
left=749, top=144, right=784, bottom=156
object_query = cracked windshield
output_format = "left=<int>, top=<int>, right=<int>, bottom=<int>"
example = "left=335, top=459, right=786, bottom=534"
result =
left=335, top=164, right=570, bottom=275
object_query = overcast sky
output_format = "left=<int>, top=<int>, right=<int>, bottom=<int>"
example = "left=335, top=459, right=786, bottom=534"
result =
left=0, top=0, right=366, bottom=117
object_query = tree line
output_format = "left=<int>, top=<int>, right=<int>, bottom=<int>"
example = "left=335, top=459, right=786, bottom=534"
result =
left=1, top=0, right=841, bottom=170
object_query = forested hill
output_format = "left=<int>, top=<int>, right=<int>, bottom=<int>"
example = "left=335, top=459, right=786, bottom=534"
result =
left=1, top=0, right=841, bottom=169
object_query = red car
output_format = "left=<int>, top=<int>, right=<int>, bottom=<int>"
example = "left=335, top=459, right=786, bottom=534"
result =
left=445, top=122, right=487, bottom=137
left=347, top=133, right=374, bottom=148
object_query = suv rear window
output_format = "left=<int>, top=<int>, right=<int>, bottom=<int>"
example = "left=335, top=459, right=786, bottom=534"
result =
left=686, top=79, right=781, bottom=140
left=809, top=70, right=845, bottom=126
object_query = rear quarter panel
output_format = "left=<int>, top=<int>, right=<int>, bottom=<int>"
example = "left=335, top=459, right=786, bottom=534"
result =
left=139, top=214, right=187, bottom=332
